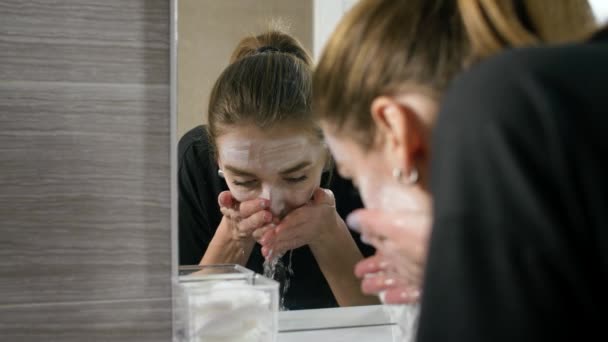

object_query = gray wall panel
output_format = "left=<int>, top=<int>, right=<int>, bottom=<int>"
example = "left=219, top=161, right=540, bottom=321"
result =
left=0, top=0, right=172, bottom=338
left=0, top=81, right=170, bottom=306
left=0, top=0, right=169, bottom=84
left=0, top=299, right=172, bottom=341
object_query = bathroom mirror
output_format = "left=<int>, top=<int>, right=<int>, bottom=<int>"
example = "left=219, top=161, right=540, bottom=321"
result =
left=173, top=0, right=379, bottom=314
left=172, top=0, right=608, bottom=320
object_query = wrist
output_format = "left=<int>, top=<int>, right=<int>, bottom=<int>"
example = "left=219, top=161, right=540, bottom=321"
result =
left=217, top=216, right=255, bottom=246
left=309, top=211, right=345, bottom=251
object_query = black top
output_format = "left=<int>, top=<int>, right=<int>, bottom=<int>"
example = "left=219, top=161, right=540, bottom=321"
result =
left=418, top=30, right=608, bottom=341
left=178, top=125, right=374, bottom=310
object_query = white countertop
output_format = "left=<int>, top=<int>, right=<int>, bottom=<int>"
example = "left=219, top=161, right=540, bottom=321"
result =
left=277, top=304, right=416, bottom=342
left=278, top=325, right=399, bottom=342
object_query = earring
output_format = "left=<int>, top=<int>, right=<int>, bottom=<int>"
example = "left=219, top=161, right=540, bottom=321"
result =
left=407, top=167, right=419, bottom=185
left=392, top=168, right=403, bottom=182
left=217, top=169, right=225, bottom=178
left=392, top=166, right=419, bottom=185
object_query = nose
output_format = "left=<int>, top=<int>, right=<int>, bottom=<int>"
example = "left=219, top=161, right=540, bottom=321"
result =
left=260, top=185, right=286, bottom=217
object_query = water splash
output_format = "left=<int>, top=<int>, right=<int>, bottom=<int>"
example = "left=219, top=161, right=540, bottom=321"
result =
left=263, top=249, right=295, bottom=311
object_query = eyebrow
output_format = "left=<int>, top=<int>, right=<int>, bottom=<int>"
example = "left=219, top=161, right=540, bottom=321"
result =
left=279, top=161, right=311, bottom=175
left=223, top=165, right=256, bottom=178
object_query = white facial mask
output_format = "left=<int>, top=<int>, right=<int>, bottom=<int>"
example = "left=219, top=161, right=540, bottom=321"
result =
left=259, top=183, right=316, bottom=218
left=325, top=134, right=423, bottom=213
left=218, top=134, right=324, bottom=217
left=358, top=169, right=422, bottom=212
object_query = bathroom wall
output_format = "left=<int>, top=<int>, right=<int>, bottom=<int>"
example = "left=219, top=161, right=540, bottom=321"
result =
left=177, top=0, right=313, bottom=139
left=0, top=1, right=172, bottom=340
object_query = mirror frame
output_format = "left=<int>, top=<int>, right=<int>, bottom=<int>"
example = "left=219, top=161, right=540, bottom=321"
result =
left=170, top=0, right=179, bottom=337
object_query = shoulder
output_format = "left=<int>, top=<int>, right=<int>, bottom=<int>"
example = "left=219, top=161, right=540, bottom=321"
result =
left=450, top=39, right=606, bottom=93
left=178, top=125, right=211, bottom=158
left=439, top=41, right=607, bottom=132
left=178, top=125, right=214, bottom=168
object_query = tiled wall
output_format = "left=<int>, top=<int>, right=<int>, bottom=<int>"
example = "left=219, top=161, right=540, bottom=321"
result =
left=0, top=1, right=172, bottom=340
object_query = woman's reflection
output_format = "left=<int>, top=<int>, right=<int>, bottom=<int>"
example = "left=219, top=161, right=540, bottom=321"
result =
left=178, top=30, right=378, bottom=310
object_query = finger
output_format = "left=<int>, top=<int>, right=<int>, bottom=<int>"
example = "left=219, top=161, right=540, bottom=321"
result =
left=238, top=198, right=270, bottom=218
left=259, top=228, right=276, bottom=246
left=261, top=245, right=273, bottom=259
left=239, top=210, right=272, bottom=234
left=347, top=209, right=428, bottom=239
left=381, top=286, right=420, bottom=304
left=360, top=273, right=407, bottom=296
left=370, top=251, right=423, bottom=288
left=346, top=209, right=430, bottom=258
left=270, top=237, right=301, bottom=257
left=252, top=224, right=276, bottom=243
left=274, top=208, right=306, bottom=234
left=219, top=206, right=237, bottom=220
left=218, top=191, right=234, bottom=208
left=360, top=233, right=387, bottom=251
left=311, top=187, right=335, bottom=206
left=354, top=254, right=391, bottom=278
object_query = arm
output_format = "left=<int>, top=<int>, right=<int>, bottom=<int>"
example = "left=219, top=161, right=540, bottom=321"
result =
left=308, top=212, right=380, bottom=306
left=199, top=216, right=256, bottom=266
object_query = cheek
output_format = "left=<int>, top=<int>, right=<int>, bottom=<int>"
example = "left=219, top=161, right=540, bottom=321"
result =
left=269, top=174, right=321, bottom=216
left=278, top=189, right=311, bottom=210
left=277, top=179, right=318, bottom=210
left=351, top=157, right=392, bottom=210
left=355, top=162, right=421, bottom=212
left=357, top=174, right=386, bottom=210
left=224, top=179, right=260, bottom=203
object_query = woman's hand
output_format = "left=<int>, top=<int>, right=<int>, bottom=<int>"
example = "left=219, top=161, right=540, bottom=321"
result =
left=355, top=253, right=420, bottom=304
left=259, top=188, right=338, bottom=258
left=218, top=191, right=275, bottom=243
left=347, top=208, right=431, bottom=302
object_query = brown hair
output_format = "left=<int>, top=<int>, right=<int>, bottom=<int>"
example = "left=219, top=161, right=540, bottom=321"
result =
left=459, top=0, right=597, bottom=60
left=208, top=30, right=316, bottom=151
left=313, top=0, right=597, bottom=149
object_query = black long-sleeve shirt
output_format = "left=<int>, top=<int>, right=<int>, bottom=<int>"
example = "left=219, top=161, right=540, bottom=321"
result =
left=418, top=29, right=608, bottom=341
left=178, top=125, right=373, bottom=310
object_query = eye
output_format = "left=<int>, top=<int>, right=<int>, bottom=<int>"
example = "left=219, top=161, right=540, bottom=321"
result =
left=232, top=179, right=258, bottom=188
left=284, top=175, right=308, bottom=184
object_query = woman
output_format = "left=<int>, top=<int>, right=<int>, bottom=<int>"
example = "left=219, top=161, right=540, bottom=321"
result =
left=417, top=24, right=608, bottom=342
left=178, top=30, right=377, bottom=310
left=313, top=0, right=596, bottom=311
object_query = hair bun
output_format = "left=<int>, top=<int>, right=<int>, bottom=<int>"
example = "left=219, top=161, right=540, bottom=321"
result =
left=229, top=30, right=311, bottom=66
left=256, top=46, right=281, bottom=54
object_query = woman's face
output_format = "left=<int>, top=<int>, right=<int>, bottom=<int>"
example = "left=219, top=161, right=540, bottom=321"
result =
left=321, top=94, right=437, bottom=212
left=323, top=131, right=418, bottom=212
left=216, top=124, right=326, bottom=218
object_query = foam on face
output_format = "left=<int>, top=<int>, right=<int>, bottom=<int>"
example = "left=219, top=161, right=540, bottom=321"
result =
left=325, top=134, right=421, bottom=212
left=218, top=134, right=324, bottom=217
left=220, top=136, right=318, bottom=172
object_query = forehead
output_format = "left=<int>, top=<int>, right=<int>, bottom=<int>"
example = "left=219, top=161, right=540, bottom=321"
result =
left=216, top=125, right=323, bottom=169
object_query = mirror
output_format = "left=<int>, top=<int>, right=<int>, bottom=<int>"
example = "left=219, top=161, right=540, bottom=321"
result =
left=173, top=0, right=608, bottom=321
left=175, top=0, right=378, bottom=313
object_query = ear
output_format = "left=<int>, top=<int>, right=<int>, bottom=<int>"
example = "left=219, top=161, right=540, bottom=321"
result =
left=370, top=95, right=424, bottom=171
